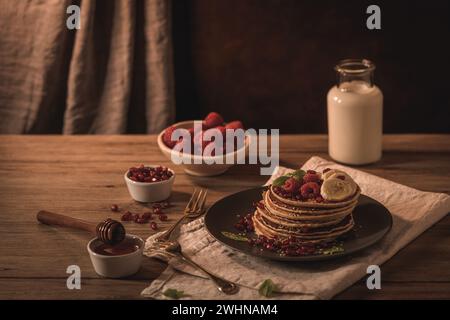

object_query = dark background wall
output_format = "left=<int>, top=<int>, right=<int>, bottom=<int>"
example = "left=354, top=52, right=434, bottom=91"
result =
left=172, top=0, right=450, bottom=133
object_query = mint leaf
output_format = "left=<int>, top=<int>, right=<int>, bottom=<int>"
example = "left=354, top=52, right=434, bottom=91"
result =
left=221, top=231, right=248, bottom=242
left=258, top=279, right=279, bottom=297
left=273, top=170, right=306, bottom=187
left=286, top=169, right=306, bottom=181
left=163, top=288, right=188, bottom=299
left=272, top=176, right=289, bottom=187
left=318, top=243, right=345, bottom=255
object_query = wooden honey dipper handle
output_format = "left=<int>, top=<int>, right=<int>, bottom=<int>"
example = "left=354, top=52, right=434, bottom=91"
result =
left=37, top=210, right=125, bottom=245
left=37, top=210, right=98, bottom=234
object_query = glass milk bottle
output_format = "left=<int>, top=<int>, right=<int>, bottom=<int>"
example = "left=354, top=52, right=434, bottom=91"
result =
left=327, top=59, right=383, bottom=165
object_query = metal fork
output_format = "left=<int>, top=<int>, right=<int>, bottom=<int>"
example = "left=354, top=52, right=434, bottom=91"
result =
left=155, top=188, right=207, bottom=242
left=155, top=240, right=239, bottom=295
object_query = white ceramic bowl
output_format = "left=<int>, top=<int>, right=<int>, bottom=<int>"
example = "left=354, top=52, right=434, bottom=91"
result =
left=124, top=165, right=175, bottom=202
left=157, top=120, right=250, bottom=176
left=87, top=234, right=144, bottom=278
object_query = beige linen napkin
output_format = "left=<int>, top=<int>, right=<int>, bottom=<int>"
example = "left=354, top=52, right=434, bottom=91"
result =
left=141, top=156, right=450, bottom=299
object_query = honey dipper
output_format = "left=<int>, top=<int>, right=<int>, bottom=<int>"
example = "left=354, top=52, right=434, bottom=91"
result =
left=37, top=210, right=126, bottom=245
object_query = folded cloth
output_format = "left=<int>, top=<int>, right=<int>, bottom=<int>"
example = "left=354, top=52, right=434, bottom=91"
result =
left=141, top=156, right=450, bottom=299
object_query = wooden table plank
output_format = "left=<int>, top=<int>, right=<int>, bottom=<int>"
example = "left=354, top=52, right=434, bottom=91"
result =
left=0, top=134, right=449, bottom=299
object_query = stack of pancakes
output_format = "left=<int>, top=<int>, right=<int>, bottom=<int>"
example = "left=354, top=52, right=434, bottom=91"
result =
left=253, top=172, right=360, bottom=244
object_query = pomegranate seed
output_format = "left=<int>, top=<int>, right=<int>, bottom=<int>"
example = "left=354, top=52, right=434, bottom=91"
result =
left=152, top=203, right=161, bottom=209
left=285, top=248, right=298, bottom=256
left=128, top=165, right=173, bottom=183
left=160, top=202, right=170, bottom=208
left=150, top=222, right=158, bottom=230
left=158, top=214, right=168, bottom=221
left=142, top=212, right=152, bottom=220
left=120, top=211, right=132, bottom=221
left=110, top=204, right=119, bottom=212
left=136, top=218, right=147, bottom=224
left=153, top=207, right=162, bottom=214
left=234, top=223, right=244, bottom=231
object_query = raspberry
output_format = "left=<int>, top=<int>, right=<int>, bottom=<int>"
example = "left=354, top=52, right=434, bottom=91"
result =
left=163, top=126, right=178, bottom=148
left=306, top=170, right=317, bottom=174
left=215, top=126, right=227, bottom=140
left=188, top=127, right=195, bottom=140
left=283, top=177, right=300, bottom=194
left=193, top=130, right=209, bottom=151
left=205, top=126, right=226, bottom=143
left=204, top=142, right=224, bottom=156
left=303, top=173, right=320, bottom=183
left=203, top=112, right=224, bottom=128
left=300, top=182, right=320, bottom=199
left=225, top=120, right=244, bottom=130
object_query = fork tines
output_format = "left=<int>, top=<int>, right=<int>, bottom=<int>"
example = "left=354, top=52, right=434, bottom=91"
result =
left=185, top=188, right=208, bottom=214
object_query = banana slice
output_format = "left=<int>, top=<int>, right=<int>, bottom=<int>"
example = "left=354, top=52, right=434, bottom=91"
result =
left=322, top=169, right=344, bottom=180
left=320, top=178, right=356, bottom=201
left=323, top=169, right=355, bottom=184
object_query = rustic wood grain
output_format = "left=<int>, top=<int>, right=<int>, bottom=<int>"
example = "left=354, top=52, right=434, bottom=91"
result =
left=0, top=134, right=449, bottom=299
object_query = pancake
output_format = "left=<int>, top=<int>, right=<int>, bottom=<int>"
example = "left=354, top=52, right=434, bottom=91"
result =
left=253, top=210, right=354, bottom=244
left=263, top=191, right=357, bottom=220
left=270, top=185, right=361, bottom=209
left=254, top=210, right=354, bottom=237
left=266, top=190, right=357, bottom=214
left=251, top=168, right=360, bottom=244
left=256, top=206, right=349, bottom=229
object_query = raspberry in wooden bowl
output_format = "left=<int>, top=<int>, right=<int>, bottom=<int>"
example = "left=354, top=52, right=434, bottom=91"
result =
left=157, top=113, right=250, bottom=176
left=124, top=165, right=175, bottom=202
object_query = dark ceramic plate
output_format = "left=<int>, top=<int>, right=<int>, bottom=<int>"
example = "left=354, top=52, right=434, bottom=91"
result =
left=204, top=187, right=392, bottom=262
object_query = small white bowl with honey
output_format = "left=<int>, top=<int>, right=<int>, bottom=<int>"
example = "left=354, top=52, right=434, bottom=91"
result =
left=87, top=234, right=144, bottom=278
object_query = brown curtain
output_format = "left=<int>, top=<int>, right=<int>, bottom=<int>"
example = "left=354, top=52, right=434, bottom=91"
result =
left=0, top=0, right=174, bottom=134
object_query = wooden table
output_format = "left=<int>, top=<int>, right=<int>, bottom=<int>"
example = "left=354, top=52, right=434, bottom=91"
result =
left=0, top=134, right=449, bottom=299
